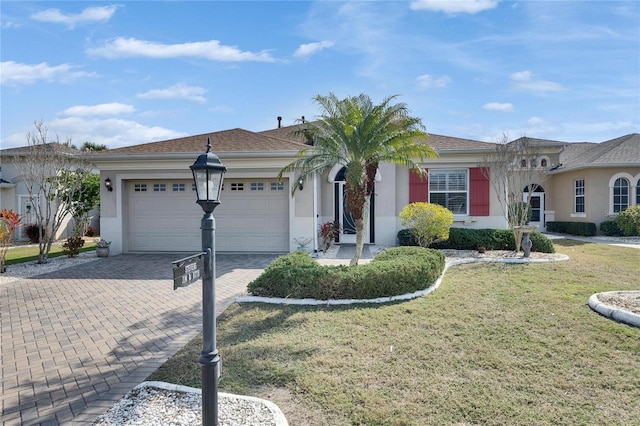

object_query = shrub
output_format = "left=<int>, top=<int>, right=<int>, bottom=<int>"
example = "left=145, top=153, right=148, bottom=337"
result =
left=85, top=227, right=97, bottom=237
left=247, top=247, right=445, bottom=300
left=399, top=202, right=454, bottom=247
left=600, top=220, right=623, bottom=236
left=546, top=221, right=597, bottom=237
left=415, top=227, right=555, bottom=253
left=616, top=205, right=640, bottom=236
left=62, top=237, right=85, bottom=257
left=397, top=228, right=418, bottom=246
left=24, top=224, right=41, bottom=243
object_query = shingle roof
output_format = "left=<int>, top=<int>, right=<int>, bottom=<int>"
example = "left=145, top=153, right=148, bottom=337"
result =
left=557, top=133, right=640, bottom=170
left=94, top=128, right=309, bottom=155
left=421, top=133, right=495, bottom=151
left=0, top=142, right=81, bottom=156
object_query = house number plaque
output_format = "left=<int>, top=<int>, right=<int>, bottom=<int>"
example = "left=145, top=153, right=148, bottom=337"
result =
left=172, top=252, right=206, bottom=290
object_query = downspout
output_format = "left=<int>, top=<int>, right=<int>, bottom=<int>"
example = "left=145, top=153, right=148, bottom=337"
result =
left=313, top=172, right=319, bottom=253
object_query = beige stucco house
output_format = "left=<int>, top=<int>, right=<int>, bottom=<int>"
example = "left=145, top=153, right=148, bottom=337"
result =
left=88, top=118, right=638, bottom=256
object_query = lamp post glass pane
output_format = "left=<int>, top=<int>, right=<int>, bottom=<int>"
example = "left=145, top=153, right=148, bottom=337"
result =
left=193, top=169, right=224, bottom=202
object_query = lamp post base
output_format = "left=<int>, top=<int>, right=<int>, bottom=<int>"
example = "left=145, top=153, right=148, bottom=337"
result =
left=201, top=353, right=221, bottom=426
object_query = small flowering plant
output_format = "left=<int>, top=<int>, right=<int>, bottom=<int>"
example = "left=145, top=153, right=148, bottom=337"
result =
left=97, top=239, right=111, bottom=248
left=319, top=220, right=341, bottom=252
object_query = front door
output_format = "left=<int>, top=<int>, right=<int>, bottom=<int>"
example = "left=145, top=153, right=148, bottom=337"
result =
left=524, top=192, right=545, bottom=231
left=339, top=181, right=358, bottom=243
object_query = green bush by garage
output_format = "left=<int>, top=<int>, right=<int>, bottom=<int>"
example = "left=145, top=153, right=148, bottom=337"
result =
left=247, top=247, right=445, bottom=300
left=398, top=227, right=555, bottom=253
left=546, top=221, right=597, bottom=236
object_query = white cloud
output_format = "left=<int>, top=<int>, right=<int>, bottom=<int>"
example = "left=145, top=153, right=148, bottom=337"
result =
left=50, top=116, right=187, bottom=149
left=87, top=37, right=276, bottom=62
left=1, top=116, right=187, bottom=150
left=510, top=71, right=565, bottom=92
left=483, top=102, right=514, bottom=112
left=416, top=74, right=452, bottom=89
left=60, top=103, right=136, bottom=117
left=293, top=41, right=335, bottom=58
left=410, top=0, right=500, bottom=14
left=0, top=61, right=96, bottom=86
left=30, top=5, right=118, bottom=29
left=137, top=83, right=207, bottom=104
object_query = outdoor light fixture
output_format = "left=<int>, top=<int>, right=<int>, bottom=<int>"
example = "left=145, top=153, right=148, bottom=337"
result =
left=104, top=177, right=113, bottom=192
left=190, top=138, right=226, bottom=213
left=190, top=137, right=226, bottom=426
left=298, top=178, right=304, bottom=191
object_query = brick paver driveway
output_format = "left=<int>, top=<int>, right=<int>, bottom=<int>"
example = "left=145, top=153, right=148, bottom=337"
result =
left=1, top=253, right=278, bottom=426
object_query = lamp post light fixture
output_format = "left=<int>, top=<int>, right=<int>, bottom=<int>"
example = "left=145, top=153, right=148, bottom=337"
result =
left=190, top=137, right=226, bottom=426
left=104, top=177, right=113, bottom=192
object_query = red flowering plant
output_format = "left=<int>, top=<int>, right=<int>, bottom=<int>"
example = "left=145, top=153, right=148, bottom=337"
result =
left=319, top=220, right=341, bottom=252
left=0, top=209, right=22, bottom=273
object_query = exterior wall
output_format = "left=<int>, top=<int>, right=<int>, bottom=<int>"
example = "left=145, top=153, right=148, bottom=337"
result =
left=393, top=159, right=508, bottom=244
left=97, top=155, right=304, bottom=255
left=549, top=167, right=640, bottom=230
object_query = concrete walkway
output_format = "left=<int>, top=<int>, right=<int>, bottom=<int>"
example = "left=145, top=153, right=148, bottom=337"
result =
left=0, top=253, right=277, bottom=426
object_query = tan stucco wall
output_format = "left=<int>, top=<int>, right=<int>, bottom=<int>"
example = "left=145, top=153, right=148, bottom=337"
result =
left=549, top=167, right=640, bottom=230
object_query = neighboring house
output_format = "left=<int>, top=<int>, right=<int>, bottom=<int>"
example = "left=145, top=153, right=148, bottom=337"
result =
left=0, top=144, right=99, bottom=240
left=545, top=133, right=640, bottom=227
left=91, top=121, right=638, bottom=256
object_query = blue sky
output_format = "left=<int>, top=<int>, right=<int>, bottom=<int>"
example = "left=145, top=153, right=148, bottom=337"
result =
left=1, top=1, right=639, bottom=149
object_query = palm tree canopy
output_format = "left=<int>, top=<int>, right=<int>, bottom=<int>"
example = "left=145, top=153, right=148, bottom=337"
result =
left=278, top=93, right=437, bottom=195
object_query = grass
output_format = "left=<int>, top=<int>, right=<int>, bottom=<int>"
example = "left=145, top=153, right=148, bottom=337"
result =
left=148, top=240, right=640, bottom=425
left=4, top=240, right=97, bottom=264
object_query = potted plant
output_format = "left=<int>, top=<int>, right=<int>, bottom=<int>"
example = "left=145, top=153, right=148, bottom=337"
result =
left=319, top=220, right=341, bottom=252
left=96, top=239, right=111, bottom=257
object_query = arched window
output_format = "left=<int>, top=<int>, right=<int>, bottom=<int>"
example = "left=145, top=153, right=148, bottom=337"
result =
left=520, top=159, right=527, bottom=168
left=613, top=178, right=629, bottom=213
left=540, top=158, right=548, bottom=167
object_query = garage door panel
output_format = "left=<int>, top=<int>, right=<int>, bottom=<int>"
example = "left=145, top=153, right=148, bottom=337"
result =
left=127, top=179, right=288, bottom=252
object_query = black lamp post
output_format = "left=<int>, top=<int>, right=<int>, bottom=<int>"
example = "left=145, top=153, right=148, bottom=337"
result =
left=190, top=137, right=226, bottom=426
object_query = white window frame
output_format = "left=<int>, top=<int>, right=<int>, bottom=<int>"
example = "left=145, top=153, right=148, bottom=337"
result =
left=428, top=169, right=469, bottom=216
left=574, top=179, right=585, bottom=214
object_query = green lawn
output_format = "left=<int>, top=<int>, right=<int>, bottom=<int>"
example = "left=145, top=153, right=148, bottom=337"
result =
left=4, top=240, right=97, bottom=265
left=148, top=240, right=640, bottom=425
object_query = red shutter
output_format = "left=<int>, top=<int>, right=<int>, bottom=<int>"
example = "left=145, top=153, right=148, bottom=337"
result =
left=469, top=167, right=489, bottom=216
left=409, top=169, right=428, bottom=203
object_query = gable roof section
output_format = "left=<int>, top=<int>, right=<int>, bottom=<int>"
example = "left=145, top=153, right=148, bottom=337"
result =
left=95, top=128, right=309, bottom=156
left=555, top=133, right=640, bottom=172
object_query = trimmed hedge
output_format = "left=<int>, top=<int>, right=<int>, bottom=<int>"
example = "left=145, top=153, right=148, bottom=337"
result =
left=546, top=221, right=597, bottom=237
left=399, top=227, right=555, bottom=253
left=600, top=220, right=623, bottom=236
left=247, top=246, right=445, bottom=300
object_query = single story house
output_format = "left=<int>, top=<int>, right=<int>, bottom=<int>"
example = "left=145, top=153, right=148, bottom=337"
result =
left=89, top=119, right=639, bottom=256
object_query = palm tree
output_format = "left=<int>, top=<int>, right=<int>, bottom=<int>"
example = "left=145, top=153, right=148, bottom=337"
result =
left=278, top=93, right=438, bottom=265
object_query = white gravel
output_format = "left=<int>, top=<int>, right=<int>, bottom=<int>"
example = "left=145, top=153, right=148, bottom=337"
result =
left=0, top=250, right=101, bottom=285
left=93, top=382, right=288, bottom=426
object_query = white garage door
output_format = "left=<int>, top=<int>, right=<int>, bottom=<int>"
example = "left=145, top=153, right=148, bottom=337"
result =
left=126, top=179, right=289, bottom=252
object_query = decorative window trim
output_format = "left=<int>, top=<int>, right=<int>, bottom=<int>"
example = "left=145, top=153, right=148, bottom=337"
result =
left=609, top=173, right=633, bottom=214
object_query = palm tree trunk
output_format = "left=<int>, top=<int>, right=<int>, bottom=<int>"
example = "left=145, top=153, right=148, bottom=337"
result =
left=350, top=196, right=370, bottom=266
